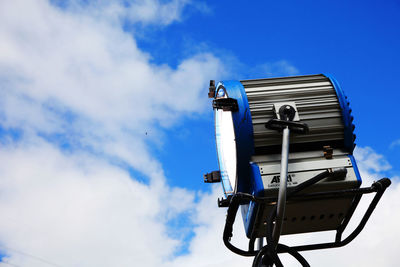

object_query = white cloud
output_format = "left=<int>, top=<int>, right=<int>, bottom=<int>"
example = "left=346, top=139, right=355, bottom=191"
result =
left=167, top=185, right=252, bottom=267
left=390, top=139, right=400, bottom=149
left=0, top=139, right=193, bottom=266
left=0, top=0, right=224, bottom=172
left=258, top=60, right=299, bottom=77
left=51, top=0, right=198, bottom=26
left=354, top=146, right=392, bottom=174
left=0, top=0, right=222, bottom=266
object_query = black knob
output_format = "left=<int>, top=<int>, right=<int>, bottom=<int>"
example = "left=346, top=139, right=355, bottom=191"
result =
left=279, top=105, right=296, bottom=121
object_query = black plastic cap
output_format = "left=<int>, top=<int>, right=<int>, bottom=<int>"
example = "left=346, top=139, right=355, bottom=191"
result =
left=373, top=178, right=391, bottom=190
left=208, top=80, right=216, bottom=98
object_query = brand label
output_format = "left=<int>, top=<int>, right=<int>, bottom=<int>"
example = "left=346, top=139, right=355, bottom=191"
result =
left=267, top=173, right=298, bottom=187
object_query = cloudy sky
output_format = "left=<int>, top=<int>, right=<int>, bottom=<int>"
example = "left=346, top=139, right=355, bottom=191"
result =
left=0, top=0, right=399, bottom=266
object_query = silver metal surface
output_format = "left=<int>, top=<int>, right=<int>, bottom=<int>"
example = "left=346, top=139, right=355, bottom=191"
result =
left=241, top=74, right=344, bottom=149
left=254, top=150, right=359, bottom=194
left=250, top=149, right=360, bottom=237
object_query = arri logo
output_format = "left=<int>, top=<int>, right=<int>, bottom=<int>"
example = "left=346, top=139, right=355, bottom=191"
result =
left=271, top=174, right=293, bottom=183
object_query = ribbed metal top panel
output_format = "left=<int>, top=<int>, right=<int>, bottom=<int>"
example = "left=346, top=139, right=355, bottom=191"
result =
left=241, top=74, right=344, bottom=149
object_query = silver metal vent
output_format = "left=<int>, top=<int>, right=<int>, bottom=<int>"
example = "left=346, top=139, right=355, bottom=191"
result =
left=241, top=74, right=344, bottom=149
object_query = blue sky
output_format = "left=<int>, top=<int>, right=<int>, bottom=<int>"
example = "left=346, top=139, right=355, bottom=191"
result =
left=0, top=0, right=399, bottom=266
left=153, top=0, right=400, bottom=188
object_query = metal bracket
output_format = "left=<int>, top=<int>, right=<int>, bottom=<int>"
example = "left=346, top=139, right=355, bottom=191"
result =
left=212, top=98, right=239, bottom=112
left=221, top=176, right=391, bottom=266
left=265, top=119, right=309, bottom=134
left=204, top=170, right=221, bottom=183
left=208, top=80, right=216, bottom=98
left=218, top=195, right=232, bottom=208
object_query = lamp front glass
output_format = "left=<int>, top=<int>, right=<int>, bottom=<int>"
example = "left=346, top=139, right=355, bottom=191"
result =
left=215, top=108, right=237, bottom=195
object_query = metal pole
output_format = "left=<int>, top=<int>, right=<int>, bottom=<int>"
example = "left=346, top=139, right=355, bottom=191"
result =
left=272, top=126, right=290, bottom=246
left=257, top=238, right=264, bottom=250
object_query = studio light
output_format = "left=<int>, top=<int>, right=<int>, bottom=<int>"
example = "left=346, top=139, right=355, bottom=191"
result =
left=204, top=74, right=391, bottom=266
